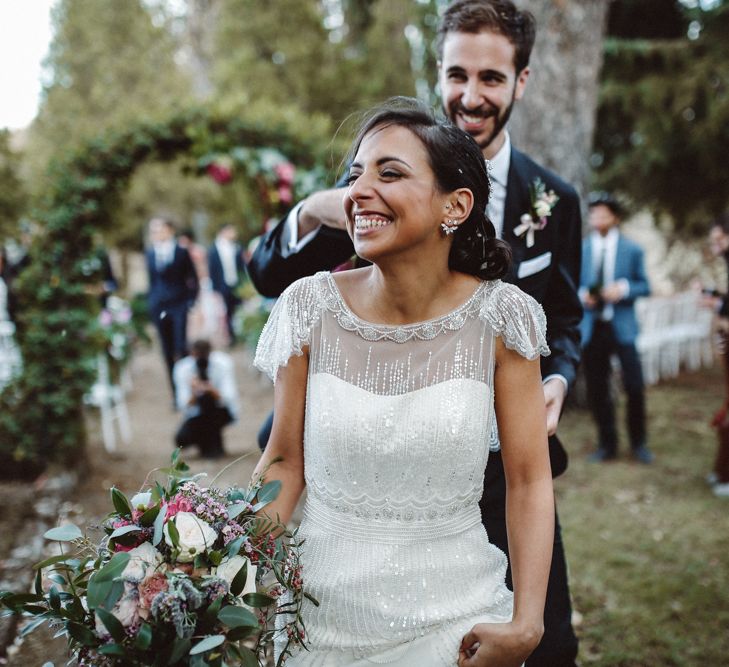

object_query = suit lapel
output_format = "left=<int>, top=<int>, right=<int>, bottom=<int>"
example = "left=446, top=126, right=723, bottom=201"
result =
left=504, top=149, right=535, bottom=279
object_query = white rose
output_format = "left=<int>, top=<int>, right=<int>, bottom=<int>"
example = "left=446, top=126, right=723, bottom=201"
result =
left=95, top=583, right=140, bottom=633
left=123, top=541, right=163, bottom=582
left=164, top=512, right=218, bottom=563
left=214, top=555, right=257, bottom=598
left=535, top=201, right=551, bottom=218
left=130, top=491, right=152, bottom=510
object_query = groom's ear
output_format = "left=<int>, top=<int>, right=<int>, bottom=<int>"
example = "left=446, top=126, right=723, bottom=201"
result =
left=514, top=66, right=530, bottom=101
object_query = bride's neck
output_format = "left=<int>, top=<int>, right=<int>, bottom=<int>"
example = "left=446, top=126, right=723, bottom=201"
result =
left=346, top=264, right=476, bottom=325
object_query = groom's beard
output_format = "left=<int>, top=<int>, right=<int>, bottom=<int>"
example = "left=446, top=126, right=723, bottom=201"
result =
left=444, top=90, right=517, bottom=152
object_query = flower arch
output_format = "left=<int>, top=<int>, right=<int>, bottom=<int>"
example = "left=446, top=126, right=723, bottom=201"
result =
left=0, top=110, right=328, bottom=479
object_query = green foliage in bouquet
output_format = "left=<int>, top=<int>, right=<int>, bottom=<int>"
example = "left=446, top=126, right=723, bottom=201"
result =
left=0, top=109, right=328, bottom=479
left=0, top=452, right=317, bottom=666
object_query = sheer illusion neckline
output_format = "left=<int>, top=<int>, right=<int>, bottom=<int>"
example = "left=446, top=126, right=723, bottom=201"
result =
left=323, top=272, right=491, bottom=343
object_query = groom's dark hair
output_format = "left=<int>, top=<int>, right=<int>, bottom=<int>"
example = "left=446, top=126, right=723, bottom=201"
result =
left=345, top=97, right=511, bottom=281
left=436, top=0, right=536, bottom=74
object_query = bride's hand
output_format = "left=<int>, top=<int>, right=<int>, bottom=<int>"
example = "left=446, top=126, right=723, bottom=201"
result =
left=458, top=620, right=542, bottom=667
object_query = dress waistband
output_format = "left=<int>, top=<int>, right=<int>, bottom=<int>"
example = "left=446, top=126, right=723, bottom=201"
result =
left=302, top=494, right=483, bottom=544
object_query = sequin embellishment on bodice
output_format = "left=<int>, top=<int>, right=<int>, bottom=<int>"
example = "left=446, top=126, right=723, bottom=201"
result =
left=255, top=272, right=548, bottom=666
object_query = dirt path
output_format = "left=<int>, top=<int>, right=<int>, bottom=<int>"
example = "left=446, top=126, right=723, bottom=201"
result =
left=3, top=342, right=275, bottom=665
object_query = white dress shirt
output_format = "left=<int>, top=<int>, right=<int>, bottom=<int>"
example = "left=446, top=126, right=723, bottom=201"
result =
left=586, top=228, right=629, bottom=321
left=485, top=131, right=511, bottom=240
left=215, top=237, right=239, bottom=287
left=173, top=350, right=240, bottom=420
left=153, top=240, right=176, bottom=268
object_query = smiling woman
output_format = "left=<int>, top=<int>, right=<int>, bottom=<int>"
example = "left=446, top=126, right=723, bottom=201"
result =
left=250, top=97, right=555, bottom=667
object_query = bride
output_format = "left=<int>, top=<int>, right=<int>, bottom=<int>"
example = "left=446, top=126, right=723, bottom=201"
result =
left=253, top=98, right=554, bottom=667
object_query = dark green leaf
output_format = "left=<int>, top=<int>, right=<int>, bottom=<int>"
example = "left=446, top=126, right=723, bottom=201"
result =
left=217, top=605, right=259, bottom=628
left=166, top=517, right=180, bottom=547
left=94, top=607, right=126, bottom=643
left=34, top=553, right=76, bottom=570
left=304, top=592, right=320, bottom=607
left=98, top=643, right=126, bottom=656
left=139, top=503, right=161, bottom=527
left=169, top=637, right=192, bottom=663
left=94, top=552, right=130, bottom=582
left=34, top=569, right=42, bottom=596
left=241, top=592, right=275, bottom=608
left=111, top=487, right=132, bottom=516
left=49, top=587, right=60, bottom=611
left=43, top=525, right=83, bottom=542
left=134, top=621, right=152, bottom=650
left=67, top=621, right=96, bottom=646
left=227, top=625, right=258, bottom=642
left=229, top=561, right=248, bottom=597
left=189, top=634, right=225, bottom=655
left=239, top=645, right=259, bottom=667
left=208, top=550, right=223, bottom=567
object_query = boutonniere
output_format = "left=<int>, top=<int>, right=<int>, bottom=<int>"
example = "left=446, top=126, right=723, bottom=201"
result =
left=513, top=177, right=559, bottom=248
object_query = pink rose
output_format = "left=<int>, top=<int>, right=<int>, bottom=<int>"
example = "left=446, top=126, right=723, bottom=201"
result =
left=138, top=572, right=168, bottom=619
left=274, top=162, right=296, bottom=185
left=278, top=184, right=293, bottom=206
left=208, top=161, right=233, bottom=185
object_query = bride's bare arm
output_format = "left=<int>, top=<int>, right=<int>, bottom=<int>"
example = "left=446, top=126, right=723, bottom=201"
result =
left=251, top=351, right=308, bottom=526
left=459, top=338, right=554, bottom=667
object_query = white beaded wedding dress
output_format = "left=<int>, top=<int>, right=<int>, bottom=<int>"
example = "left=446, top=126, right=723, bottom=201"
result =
left=254, top=271, right=548, bottom=666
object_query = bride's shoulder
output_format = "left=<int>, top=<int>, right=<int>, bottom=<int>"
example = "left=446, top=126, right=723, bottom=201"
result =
left=478, top=281, right=548, bottom=357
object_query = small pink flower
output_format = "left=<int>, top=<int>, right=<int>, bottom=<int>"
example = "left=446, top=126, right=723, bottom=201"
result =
left=208, top=161, right=233, bottom=185
left=274, top=162, right=296, bottom=185
left=278, top=184, right=293, bottom=206
left=99, top=310, right=113, bottom=327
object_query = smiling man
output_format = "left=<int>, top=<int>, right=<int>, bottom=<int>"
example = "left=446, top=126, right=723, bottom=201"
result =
left=247, top=2, right=582, bottom=665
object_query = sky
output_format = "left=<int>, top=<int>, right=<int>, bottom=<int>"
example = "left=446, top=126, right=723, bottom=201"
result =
left=0, top=0, right=56, bottom=130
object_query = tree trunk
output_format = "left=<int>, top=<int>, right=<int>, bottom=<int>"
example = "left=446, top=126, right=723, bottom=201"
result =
left=510, top=0, right=611, bottom=204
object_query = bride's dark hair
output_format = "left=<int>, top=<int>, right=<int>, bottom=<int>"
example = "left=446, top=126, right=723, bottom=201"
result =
left=345, top=97, right=511, bottom=281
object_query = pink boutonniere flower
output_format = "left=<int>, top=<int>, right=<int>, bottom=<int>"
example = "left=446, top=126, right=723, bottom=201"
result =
left=514, top=177, right=559, bottom=248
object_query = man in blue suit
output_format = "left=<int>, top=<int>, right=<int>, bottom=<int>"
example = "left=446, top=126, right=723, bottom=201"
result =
left=146, top=216, right=199, bottom=401
left=580, top=193, right=652, bottom=463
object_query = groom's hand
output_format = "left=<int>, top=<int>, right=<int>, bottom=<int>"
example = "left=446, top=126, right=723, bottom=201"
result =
left=298, top=188, right=349, bottom=237
left=458, top=621, right=541, bottom=667
left=543, top=377, right=566, bottom=436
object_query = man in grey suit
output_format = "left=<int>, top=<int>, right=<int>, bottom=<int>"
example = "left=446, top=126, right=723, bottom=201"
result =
left=580, top=192, right=652, bottom=464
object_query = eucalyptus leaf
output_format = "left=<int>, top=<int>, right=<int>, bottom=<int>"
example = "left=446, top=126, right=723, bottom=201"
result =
left=152, top=501, right=167, bottom=546
left=217, top=605, right=259, bottom=628
left=189, top=634, right=225, bottom=655
left=43, top=525, right=83, bottom=542
left=256, top=480, right=282, bottom=506
left=227, top=503, right=249, bottom=520
left=109, top=525, right=142, bottom=539
left=139, top=503, right=161, bottom=527
left=239, top=645, right=259, bottom=667
left=241, top=592, right=275, bottom=608
left=169, top=637, right=192, bottom=663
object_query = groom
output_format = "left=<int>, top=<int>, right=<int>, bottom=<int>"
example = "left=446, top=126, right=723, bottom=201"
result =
left=247, top=2, right=582, bottom=664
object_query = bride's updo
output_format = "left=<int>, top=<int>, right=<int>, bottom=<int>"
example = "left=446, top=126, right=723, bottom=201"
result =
left=345, top=97, right=511, bottom=281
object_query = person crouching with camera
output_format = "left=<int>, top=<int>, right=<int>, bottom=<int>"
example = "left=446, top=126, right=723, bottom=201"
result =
left=173, top=338, right=239, bottom=459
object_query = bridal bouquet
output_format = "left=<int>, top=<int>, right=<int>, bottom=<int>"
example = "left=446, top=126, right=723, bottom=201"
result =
left=0, top=452, right=313, bottom=666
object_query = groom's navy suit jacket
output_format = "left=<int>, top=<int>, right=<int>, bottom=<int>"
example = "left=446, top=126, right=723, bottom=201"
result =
left=247, top=146, right=582, bottom=489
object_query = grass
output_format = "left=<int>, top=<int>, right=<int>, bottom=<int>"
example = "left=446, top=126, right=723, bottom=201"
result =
left=557, top=363, right=729, bottom=666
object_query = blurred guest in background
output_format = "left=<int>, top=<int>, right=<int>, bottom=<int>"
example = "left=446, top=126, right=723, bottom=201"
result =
left=0, top=246, right=22, bottom=390
left=173, top=338, right=238, bottom=459
left=707, top=217, right=729, bottom=497
left=580, top=193, right=652, bottom=464
left=145, top=216, right=199, bottom=402
left=208, top=223, right=246, bottom=345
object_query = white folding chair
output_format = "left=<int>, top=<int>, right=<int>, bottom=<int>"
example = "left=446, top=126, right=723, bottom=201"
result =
left=84, top=353, right=132, bottom=453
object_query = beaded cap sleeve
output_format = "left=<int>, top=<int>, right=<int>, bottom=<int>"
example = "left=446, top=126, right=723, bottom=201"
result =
left=253, top=274, right=323, bottom=382
left=479, top=280, right=549, bottom=360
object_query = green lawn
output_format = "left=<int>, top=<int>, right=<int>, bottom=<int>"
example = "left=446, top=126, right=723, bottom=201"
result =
left=557, top=364, right=729, bottom=666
